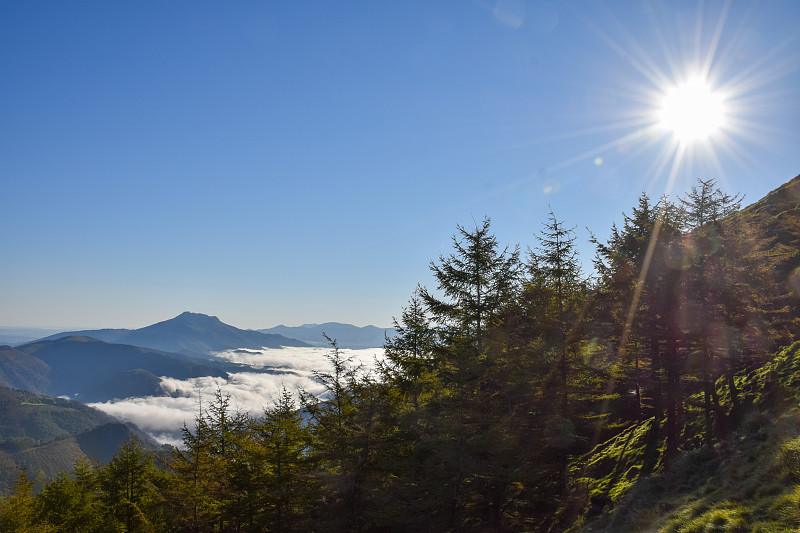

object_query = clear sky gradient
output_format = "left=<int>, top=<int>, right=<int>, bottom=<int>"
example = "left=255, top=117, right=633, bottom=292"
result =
left=2, top=1, right=799, bottom=330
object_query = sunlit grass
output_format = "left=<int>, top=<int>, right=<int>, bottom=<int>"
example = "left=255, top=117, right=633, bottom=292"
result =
left=576, top=343, right=800, bottom=532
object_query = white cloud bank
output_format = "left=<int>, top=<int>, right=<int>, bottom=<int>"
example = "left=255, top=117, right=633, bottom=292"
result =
left=89, top=346, right=384, bottom=446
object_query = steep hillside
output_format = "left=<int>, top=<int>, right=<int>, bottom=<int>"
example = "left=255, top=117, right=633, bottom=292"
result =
left=0, top=388, right=161, bottom=492
left=575, top=341, right=800, bottom=532
left=738, top=173, right=800, bottom=282
left=734, top=174, right=800, bottom=348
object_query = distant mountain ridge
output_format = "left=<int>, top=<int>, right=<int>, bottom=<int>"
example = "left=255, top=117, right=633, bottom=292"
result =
left=34, top=311, right=310, bottom=357
left=6, top=336, right=228, bottom=402
left=259, top=322, right=395, bottom=349
left=0, top=327, right=64, bottom=346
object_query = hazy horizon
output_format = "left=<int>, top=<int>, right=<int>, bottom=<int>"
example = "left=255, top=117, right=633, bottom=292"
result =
left=0, top=316, right=396, bottom=332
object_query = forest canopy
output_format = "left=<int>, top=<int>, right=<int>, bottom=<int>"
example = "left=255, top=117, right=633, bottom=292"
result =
left=2, top=176, right=800, bottom=532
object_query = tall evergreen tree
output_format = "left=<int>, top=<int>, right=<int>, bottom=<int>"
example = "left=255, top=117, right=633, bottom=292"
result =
left=169, top=389, right=249, bottom=531
left=0, top=470, right=49, bottom=533
left=529, top=208, right=584, bottom=417
left=417, top=217, right=521, bottom=528
left=101, top=438, right=168, bottom=532
left=382, top=287, right=437, bottom=408
left=35, top=460, right=105, bottom=533
left=247, top=388, right=318, bottom=532
left=420, top=216, right=521, bottom=354
left=526, top=209, right=586, bottom=500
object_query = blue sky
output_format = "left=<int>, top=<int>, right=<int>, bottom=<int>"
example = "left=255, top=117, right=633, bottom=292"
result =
left=2, top=1, right=799, bottom=330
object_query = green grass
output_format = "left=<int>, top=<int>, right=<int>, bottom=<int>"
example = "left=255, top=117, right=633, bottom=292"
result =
left=576, top=342, right=800, bottom=532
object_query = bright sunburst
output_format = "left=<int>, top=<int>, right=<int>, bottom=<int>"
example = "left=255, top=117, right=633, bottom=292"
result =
left=501, top=2, right=795, bottom=202
left=659, top=77, right=726, bottom=143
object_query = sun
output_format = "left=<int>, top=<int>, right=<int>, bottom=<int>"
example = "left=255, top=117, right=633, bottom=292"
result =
left=659, top=77, right=726, bottom=143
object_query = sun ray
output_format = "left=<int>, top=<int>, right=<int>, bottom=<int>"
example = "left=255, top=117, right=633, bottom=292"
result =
left=476, top=114, right=660, bottom=159
left=719, top=34, right=799, bottom=97
left=605, top=129, right=665, bottom=175
left=548, top=125, right=662, bottom=172
left=709, top=130, right=769, bottom=181
left=642, top=140, right=682, bottom=193
left=700, top=0, right=731, bottom=80
left=571, top=4, right=671, bottom=90
left=664, top=142, right=688, bottom=197
left=700, top=140, right=728, bottom=187
left=692, top=1, right=703, bottom=68
left=525, top=1, right=796, bottom=205
left=644, top=2, right=686, bottom=87
left=724, top=115, right=798, bottom=150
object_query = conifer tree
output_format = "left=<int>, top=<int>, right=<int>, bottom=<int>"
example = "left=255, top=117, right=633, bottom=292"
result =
left=591, top=193, right=662, bottom=425
left=101, top=438, right=167, bottom=532
left=526, top=209, right=586, bottom=498
left=300, top=337, right=366, bottom=530
left=169, top=389, right=249, bottom=531
left=0, top=470, right=49, bottom=533
left=420, top=216, right=521, bottom=354
left=247, top=388, right=318, bottom=532
left=417, top=217, right=521, bottom=528
left=35, top=460, right=105, bottom=533
left=382, top=288, right=436, bottom=408
left=530, top=208, right=584, bottom=417
left=169, top=401, right=216, bottom=531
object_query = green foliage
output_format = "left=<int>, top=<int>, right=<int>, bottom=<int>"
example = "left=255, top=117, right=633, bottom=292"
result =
left=247, top=388, right=318, bottom=531
left=0, top=388, right=161, bottom=493
left=4, top=176, right=800, bottom=531
left=420, top=216, right=521, bottom=353
left=168, top=388, right=251, bottom=531
left=581, top=343, right=800, bottom=532
left=101, top=438, right=168, bottom=532
left=35, top=460, right=105, bottom=533
left=0, top=470, right=50, bottom=533
left=574, top=419, right=655, bottom=504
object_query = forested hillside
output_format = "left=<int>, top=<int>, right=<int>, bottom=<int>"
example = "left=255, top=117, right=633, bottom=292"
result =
left=7, top=336, right=228, bottom=403
left=1, top=176, right=798, bottom=532
left=0, top=388, right=162, bottom=492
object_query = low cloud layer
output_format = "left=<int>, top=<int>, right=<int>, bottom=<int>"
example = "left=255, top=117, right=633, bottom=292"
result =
left=89, top=346, right=384, bottom=446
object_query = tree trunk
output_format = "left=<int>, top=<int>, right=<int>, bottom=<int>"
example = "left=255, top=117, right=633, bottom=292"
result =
left=664, top=325, right=680, bottom=466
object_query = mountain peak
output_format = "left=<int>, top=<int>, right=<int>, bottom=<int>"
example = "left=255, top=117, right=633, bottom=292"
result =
left=172, top=312, right=223, bottom=324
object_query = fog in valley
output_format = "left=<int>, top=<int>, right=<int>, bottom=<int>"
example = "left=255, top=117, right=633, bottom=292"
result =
left=89, top=346, right=384, bottom=446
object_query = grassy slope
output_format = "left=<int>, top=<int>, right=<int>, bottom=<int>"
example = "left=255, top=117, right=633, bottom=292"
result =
left=573, top=341, right=800, bottom=532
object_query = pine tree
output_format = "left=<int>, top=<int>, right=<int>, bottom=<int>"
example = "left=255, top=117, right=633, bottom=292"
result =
left=417, top=217, right=521, bottom=528
left=680, top=177, right=743, bottom=229
left=530, top=208, right=584, bottom=418
left=382, top=288, right=437, bottom=408
left=101, top=438, right=167, bottom=532
left=35, top=460, right=105, bottom=533
left=169, top=389, right=249, bottom=531
left=247, top=388, right=318, bottom=532
left=300, top=337, right=365, bottom=530
left=525, top=209, right=586, bottom=499
left=420, top=217, right=521, bottom=354
left=0, top=469, right=49, bottom=533
left=590, top=193, right=660, bottom=425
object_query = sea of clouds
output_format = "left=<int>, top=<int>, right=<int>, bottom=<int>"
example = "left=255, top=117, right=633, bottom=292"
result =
left=89, top=346, right=385, bottom=447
